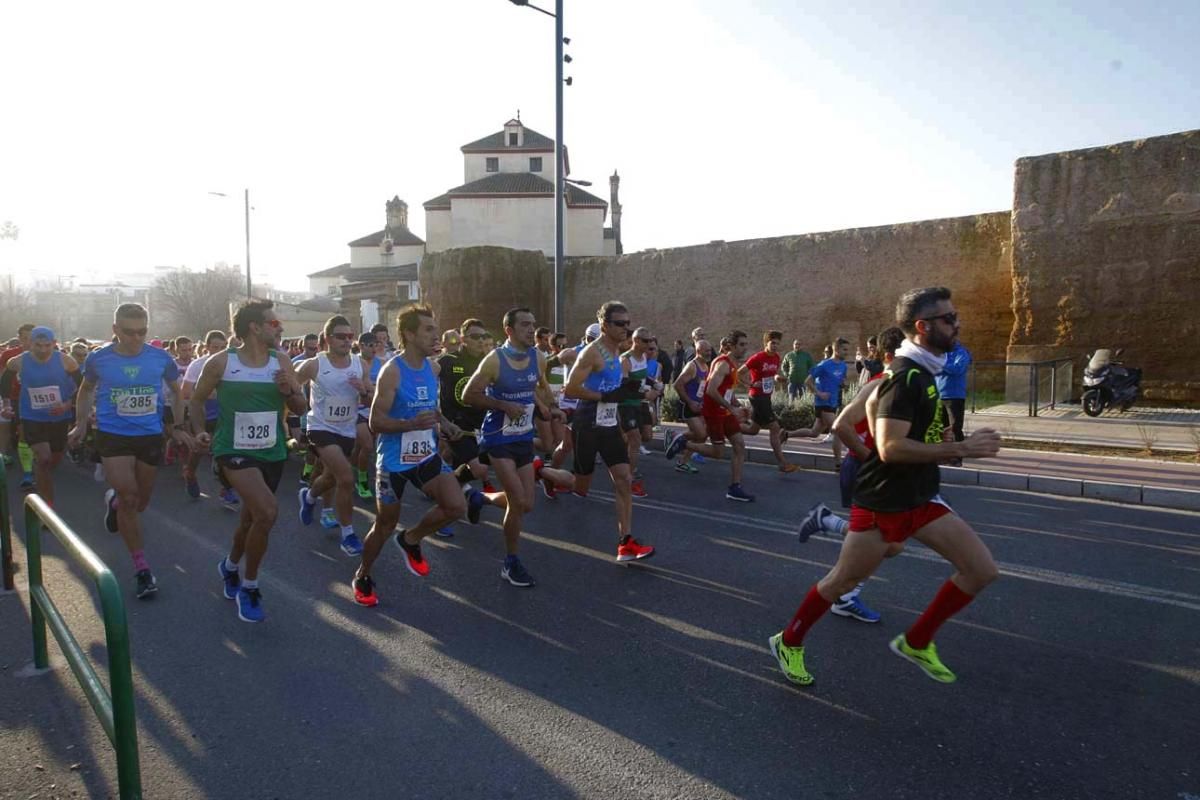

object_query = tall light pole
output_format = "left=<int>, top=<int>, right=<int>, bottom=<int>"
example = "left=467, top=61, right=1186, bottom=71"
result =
left=208, top=190, right=253, bottom=299
left=509, top=0, right=569, bottom=332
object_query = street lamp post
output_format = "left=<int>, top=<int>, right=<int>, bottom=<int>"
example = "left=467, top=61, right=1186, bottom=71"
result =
left=509, top=0, right=568, bottom=332
left=208, top=190, right=253, bottom=299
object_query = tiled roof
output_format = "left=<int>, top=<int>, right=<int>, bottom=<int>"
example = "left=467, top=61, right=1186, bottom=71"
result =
left=307, top=262, right=352, bottom=278
left=347, top=227, right=425, bottom=248
left=306, top=263, right=419, bottom=281
left=462, top=126, right=555, bottom=152
left=423, top=173, right=607, bottom=209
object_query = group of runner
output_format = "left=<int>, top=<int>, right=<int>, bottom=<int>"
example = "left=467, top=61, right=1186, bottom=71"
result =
left=5, top=284, right=1002, bottom=686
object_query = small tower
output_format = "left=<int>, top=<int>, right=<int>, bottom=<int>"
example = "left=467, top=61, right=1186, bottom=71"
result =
left=609, top=170, right=623, bottom=256
left=386, top=196, right=409, bottom=230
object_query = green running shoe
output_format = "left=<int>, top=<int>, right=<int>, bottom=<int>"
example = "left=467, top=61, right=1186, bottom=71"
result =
left=768, top=632, right=814, bottom=686
left=889, top=634, right=956, bottom=683
left=355, top=480, right=373, bottom=500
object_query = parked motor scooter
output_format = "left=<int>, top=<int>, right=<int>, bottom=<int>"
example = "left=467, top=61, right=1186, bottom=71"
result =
left=1082, top=348, right=1142, bottom=417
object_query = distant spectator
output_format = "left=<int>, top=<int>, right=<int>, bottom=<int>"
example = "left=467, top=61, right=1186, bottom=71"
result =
left=671, top=339, right=687, bottom=378
left=855, top=336, right=884, bottom=379
left=781, top=340, right=815, bottom=399
left=936, top=340, right=972, bottom=449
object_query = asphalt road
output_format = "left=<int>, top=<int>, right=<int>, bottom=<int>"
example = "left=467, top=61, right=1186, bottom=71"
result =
left=2, top=451, right=1198, bottom=800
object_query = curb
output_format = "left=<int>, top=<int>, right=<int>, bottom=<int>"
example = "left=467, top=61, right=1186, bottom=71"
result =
left=651, top=434, right=1200, bottom=512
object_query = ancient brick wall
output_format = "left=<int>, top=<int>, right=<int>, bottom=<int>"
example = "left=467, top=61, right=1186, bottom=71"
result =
left=419, top=245, right=554, bottom=335
left=1010, top=129, right=1200, bottom=402
left=564, top=213, right=1013, bottom=361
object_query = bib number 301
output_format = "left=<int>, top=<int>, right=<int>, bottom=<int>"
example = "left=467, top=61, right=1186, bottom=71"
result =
left=233, top=410, right=277, bottom=450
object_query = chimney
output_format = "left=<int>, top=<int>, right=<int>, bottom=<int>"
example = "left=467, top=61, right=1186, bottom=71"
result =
left=386, top=196, right=408, bottom=230
left=609, top=170, right=623, bottom=256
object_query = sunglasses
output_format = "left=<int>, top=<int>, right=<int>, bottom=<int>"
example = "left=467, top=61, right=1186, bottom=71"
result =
left=919, top=312, right=959, bottom=326
left=465, top=333, right=489, bottom=341
left=607, top=319, right=632, bottom=328
left=636, top=337, right=654, bottom=343
left=330, top=332, right=355, bottom=341
left=119, top=327, right=148, bottom=337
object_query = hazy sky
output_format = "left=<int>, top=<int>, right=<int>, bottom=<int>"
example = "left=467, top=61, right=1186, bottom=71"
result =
left=1, top=0, right=1196, bottom=291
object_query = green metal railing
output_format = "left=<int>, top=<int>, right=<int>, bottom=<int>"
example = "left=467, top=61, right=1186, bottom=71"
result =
left=1, top=467, right=13, bottom=591
left=24, top=494, right=142, bottom=800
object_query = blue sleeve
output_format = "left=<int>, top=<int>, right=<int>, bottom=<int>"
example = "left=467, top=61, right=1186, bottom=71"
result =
left=83, top=351, right=100, bottom=383
left=162, top=353, right=180, bottom=382
left=942, top=347, right=971, bottom=377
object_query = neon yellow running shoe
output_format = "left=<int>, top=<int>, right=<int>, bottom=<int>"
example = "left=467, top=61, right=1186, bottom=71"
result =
left=889, top=634, right=956, bottom=683
left=768, top=632, right=814, bottom=686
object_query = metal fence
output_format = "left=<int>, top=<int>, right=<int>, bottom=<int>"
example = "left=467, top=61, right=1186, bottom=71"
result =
left=969, top=358, right=1075, bottom=416
left=1, top=468, right=12, bottom=591
left=24, top=494, right=142, bottom=799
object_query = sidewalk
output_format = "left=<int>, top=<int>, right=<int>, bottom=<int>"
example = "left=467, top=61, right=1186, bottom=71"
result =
left=965, top=402, right=1200, bottom=451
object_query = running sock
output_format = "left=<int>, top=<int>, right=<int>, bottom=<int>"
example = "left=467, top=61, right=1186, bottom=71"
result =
left=131, top=550, right=150, bottom=572
left=782, top=584, right=833, bottom=647
left=242, top=578, right=258, bottom=590
left=822, top=514, right=849, bottom=535
left=838, top=583, right=864, bottom=603
left=17, top=441, right=33, bottom=473
left=340, top=525, right=355, bottom=541
left=504, top=554, right=519, bottom=567
left=301, top=463, right=314, bottom=479
left=224, top=557, right=239, bottom=573
left=905, top=579, right=974, bottom=650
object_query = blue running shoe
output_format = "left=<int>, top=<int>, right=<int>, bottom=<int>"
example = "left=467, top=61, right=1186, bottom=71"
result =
left=298, top=487, right=315, bottom=526
left=832, top=594, right=881, bottom=623
left=236, top=587, right=265, bottom=623
left=435, top=526, right=455, bottom=538
left=20, top=472, right=34, bottom=490
left=320, top=510, right=339, bottom=529
left=340, top=532, right=364, bottom=557
left=725, top=483, right=755, bottom=503
left=219, top=488, right=240, bottom=511
left=798, top=502, right=830, bottom=543
left=217, top=559, right=240, bottom=600
left=465, top=486, right=485, bottom=525
left=501, top=556, right=536, bottom=588
left=692, top=454, right=706, bottom=464
left=664, top=431, right=688, bottom=460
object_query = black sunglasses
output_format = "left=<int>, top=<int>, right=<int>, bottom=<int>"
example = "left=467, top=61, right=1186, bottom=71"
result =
left=465, top=332, right=489, bottom=341
left=919, top=312, right=959, bottom=326
left=607, top=319, right=632, bottom=328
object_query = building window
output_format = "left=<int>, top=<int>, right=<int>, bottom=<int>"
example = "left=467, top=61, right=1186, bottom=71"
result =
left=508, top=132, right=519, bottom=146
left=486, top=157, right=499, bottom=172
left=529, top=157, right=543, bottom=172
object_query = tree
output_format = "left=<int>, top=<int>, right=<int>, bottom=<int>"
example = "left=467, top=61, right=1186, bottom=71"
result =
left=0, top=221, right=19, bottom=241
left=152, top=266, right=244, bottom=336
left=0, top=280, right=35, bottom=340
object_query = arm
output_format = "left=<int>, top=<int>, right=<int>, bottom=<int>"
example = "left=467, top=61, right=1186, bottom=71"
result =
left=273, top=355, right=308, bottom=416
left=704, top=360, right=738, bottom=414
left=869, top=388, right=999, bottom=464
left=832, top=381, right=877, bottom=460
left=187, top=353, right=226, bottom=446
left=564, top=347, right=602, bottom=402
left=462, top=352, right=525, bottom=420
left=0, top=356, right=18, bottom=416
left=368, top=361, right=437, bottom=434
left=672, top=361, right=699, bottom=410
left=67, top=377, right=97, bottom=445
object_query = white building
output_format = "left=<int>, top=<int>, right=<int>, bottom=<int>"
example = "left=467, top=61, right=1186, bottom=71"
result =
left=307, top=196, right=424, bottom=298
left=423, top=118, right=621, bottom=257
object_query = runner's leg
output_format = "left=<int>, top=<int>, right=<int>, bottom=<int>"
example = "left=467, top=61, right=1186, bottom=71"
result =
left=222, top=466, right=278, bottom=582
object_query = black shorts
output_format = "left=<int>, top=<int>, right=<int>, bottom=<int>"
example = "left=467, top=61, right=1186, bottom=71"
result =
left=447, top=435, right=480, bottom=467
left=162, top=407, right=175, bottom=427
left=618, top=404, right=652, bottom=432
left=205, top=418, right=218, bottom=436
left=95, top=430, right=163, bottom=466
left=22, top=420, right=71, bottom=453
left=571, top=424, right=628, bottom=476
left=376, top=456, right=446, bottom=505
left=839, top=456, right=862, bottom=509
left=308, top=429, right=355, bottom=458
left=678, top=399, right=703, bottom=420
left=216, top=455, right=285, bottom=494
left=286, top=414, right=301, bottom=430
left=750, top=395, right=777, bottom=427
left=814, top=405, right=840, bottom=417
left=481, top=439, right=535, bottom=468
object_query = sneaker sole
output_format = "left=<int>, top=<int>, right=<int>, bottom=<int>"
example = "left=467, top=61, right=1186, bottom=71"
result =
left=616, top=549, right=655, bottom=562
left=500, top=569, right=535, bottom=588
left=236, top=605, right=264, bottom=623
left=136, top=586, right=158, bottom=599
left=217, top=562, right=239, bottom=601
left=103, top=489, right=118, bottom=533
left=298, top=489, right=313, bottom=525
left=768, top=635, right=814, bottom=686
left=395, top=536, right=429, bottom=578
left=830, top=606, right=881, bottom=623
left=888, top=636, right=955, bottom=683
left=352, top=580, right=379, bottom=607
left=725, top=494, right=753, bottom=502
left=340, top=544, right=362, bottom=557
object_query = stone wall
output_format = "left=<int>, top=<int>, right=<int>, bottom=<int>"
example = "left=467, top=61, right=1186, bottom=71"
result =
left=564, top=213, right=1013, bottom=361
left=419, top=245, right=553, bottom=334
left=1010, top=129, right=1200, bottom=402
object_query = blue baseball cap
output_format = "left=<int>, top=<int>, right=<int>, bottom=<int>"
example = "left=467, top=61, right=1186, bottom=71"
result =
left=30, top=326, right=55, bottom=342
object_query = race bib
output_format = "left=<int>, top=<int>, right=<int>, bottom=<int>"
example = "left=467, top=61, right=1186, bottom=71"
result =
left=233, top=410, right=277, bottom=450
left=28, top=385, right=63, bottom=410
left=761, top=377, right=775, bottom=394
left=114, top=388, right=157, bottom=417
left=596, top=401, right=618, bottom=428
left=724, top=389, right=734, bottom=404
left=325, top=402, right=355, bottom=423
left=400, top=428, right=436, bottom=464
left=501, top=403, right=534, bottom=436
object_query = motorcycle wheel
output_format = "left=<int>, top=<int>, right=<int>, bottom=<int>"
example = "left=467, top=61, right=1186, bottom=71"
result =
left=1082, top=390, right=1104, bottom=417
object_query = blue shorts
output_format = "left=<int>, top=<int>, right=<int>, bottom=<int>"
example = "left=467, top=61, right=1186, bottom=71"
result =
left=480, top=439, right=534, bottom=469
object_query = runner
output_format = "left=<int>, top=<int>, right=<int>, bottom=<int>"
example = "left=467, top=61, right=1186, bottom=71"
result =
left=739, top=330, right=800, bottom=473
left=794, top=325, right=908, bottom=625
left=769, top=287, right=1002, bottom=686
left=351, top=303, right=468, bottom=608
left=294, top=316, right=373, bottom=557
left=462, top=307, right=558, bottom=587
left=564, top=301, right=656, bottom=563
left=189, top=300, right=304, bottom=622
left=0, top=324, right=36, bottom=485
left=181, top=330, right=234, bottom=503
left=291, top=333, right=321, bottom=484
left=67, top=304, right=192, bottom=599
left=1, top=327, right=80, bottom=506
left=791, top=338, right=852, bottom=461
left=669, top=339, right=712, bottom=473
left=619, top=327, right=660, bottom=497
left=665, top=331, right=755, bottom=502
left=550, top=323, right=597, bottom=474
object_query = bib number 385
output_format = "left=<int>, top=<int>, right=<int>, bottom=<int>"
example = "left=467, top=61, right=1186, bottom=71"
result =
left=400, top=429, right=436, bottom=464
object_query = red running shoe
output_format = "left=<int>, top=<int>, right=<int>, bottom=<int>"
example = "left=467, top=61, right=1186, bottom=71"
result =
left=394, top=532, right=430, bottom=577
left=352, top=575, right=379, bottom=607
left=483, top=481, right=498, bottom=494
left=616, top=537, right=655, bottom=562
left=630, top=479, right=648, bottom=498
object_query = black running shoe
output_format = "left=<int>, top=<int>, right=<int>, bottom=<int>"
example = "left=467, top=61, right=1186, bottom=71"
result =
left=103, top=488, right=118, bottom=533
left=134, top=569, right=157, bottom=599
